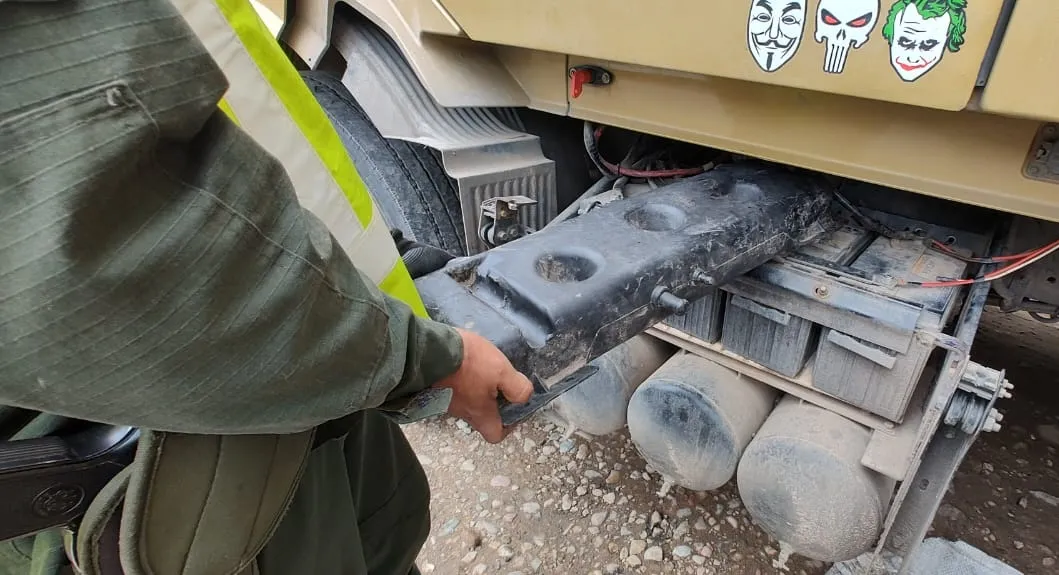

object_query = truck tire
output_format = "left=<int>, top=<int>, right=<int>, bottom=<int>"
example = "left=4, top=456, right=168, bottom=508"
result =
left=302, top=71, right=466, bottom=255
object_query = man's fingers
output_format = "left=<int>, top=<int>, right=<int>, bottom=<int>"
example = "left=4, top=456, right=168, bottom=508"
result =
left=500, top=371, right=534, bottom=404
left=478, top=414, right=504, bottom=444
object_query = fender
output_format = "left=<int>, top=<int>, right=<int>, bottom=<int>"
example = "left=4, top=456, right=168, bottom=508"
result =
left=271, top=0, right=527, bottom=108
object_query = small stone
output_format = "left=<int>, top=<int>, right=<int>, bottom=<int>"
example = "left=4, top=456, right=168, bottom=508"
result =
left=604, top=564, right=620, bottom=574
left=577, top=444, right=589, bottom=460
left=1044, top=557, right=1056, bottom=568
left=456, top=419, right=471, bottom=432
left=624, top=556, right=642, bottom=568
left=1037, top=424, right=1059, bottom=447
left=530, top=558, right=542, bottom=572
left=603, top=492, right=616, bottom=504
left=498, top=545, right=515, bottom=560
left=606, top=470, right=621, bottom=485
left=471, top=564, right=487, bottom=575
left=461, top=551, right=478, bottom=563
left=476, top=520, right=500, bottom=537
left=576, top=486, right=588, bottom=496
left=694, top=517, right=707, bottom=531
left=1019, top=497, right=1029, bottom=508
left=726, top=516, right=739, bottom=530
left=673, top=545, right=694, bottom=558
left=421, top=563, right=435, bottom=573
left=644, top=546, right=664, bottom=562
left=700, top=544, right=713, bottom=558
left=521, top=502, right=541, bottom=515
left=491, top=475, right=512, bottom=488
left=692, top=555, right=706, bottom=565
left=559, top=438, right=576, bottom=453
left=677, top=508, right=692, bottom=518
left=438, top=518, right=460, bottom=537
left=981, top=462, right=994, bottom=474
left=630, top=539, right=647, bottom=556
left=523, top=438, right=536, bottom=453
left=591, top=511, right=608, bottom=526
left=732, top=552, right=744, bottom=562
left=1031, top=490, right=1059, bottom=507
left=585, top=470, right=602, bottom=480
left=673, top=520, right=690, bottom=540
left=1014, top=541, right=1025, bottom=550
left=541, top=446, right=556, bottom=456
left=937, top=503, right=965, bottom=522
left=650, top=511, right=662, bottom=528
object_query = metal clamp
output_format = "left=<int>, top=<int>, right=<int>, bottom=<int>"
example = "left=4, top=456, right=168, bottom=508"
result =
left=478, top=195, right=537, bottom=248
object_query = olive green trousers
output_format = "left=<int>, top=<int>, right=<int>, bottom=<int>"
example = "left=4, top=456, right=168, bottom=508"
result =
left=0, top=410, right=430, bottom=575
left=258, top=411, right=431, bottom=575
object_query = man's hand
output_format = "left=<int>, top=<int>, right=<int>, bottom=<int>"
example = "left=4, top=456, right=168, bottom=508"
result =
left=434, top=329, right=533, bottom=443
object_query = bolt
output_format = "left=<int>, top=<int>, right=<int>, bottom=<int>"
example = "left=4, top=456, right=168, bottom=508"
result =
left=1027, top=165, right=1042, bottom=177
left=693, top=271, right=713, bottom=284
left=1044, top=125, right=1056, bottom=137
left=600, top=72, right=612, bottom=84
left=652, top=287, right=689, bottom=316
left=814, top=285, right=830, bottom=298
left=999, top=389, right=1012, bottom=399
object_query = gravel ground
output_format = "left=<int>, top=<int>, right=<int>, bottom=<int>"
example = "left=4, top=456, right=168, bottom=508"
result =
left=404, top=309, right=1059, bottom=575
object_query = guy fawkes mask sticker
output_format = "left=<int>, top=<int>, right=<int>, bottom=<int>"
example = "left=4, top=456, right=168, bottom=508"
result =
left=747, top=0, right=807, bottom=72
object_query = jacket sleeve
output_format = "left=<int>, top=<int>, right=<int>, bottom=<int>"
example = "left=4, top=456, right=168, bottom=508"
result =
left=0, top=98, right=463, bottom=435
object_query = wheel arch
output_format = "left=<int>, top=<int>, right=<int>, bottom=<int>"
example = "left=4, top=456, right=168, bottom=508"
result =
left=279, top=0, right=529, bottom=109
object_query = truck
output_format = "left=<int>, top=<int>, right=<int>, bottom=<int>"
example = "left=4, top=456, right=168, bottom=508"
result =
left=256, top=0, right=1054, bottom=572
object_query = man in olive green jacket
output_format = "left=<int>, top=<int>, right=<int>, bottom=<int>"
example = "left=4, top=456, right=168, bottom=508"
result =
left=0, top=1, right=532, bottom=573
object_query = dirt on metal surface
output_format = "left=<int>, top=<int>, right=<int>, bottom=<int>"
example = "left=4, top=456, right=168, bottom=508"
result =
left=404, top=309, right=1059, bottom=574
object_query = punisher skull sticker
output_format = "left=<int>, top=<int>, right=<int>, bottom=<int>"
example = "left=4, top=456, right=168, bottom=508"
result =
left=747, top=0, right=807, bottom=72
left=814, top=0, right=880, bottom=74
left=882, top=0, right=968, bottom=82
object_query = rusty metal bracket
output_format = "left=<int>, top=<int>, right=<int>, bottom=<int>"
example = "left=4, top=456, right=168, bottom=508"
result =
left=1023, top=123, right=1059, bottom=183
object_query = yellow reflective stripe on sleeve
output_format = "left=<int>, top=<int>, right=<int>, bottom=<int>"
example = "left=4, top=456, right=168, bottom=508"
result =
left=214, top=0, right=373, bottom=228
left=175, top=0, right=426, bottom=315
left=217, top=98, right=239, bottom=124
left=382, top=260, right=429, bottom=318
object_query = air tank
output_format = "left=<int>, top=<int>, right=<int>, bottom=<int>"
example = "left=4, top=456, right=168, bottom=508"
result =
left=626, top=353, right=778, bottom=491
left=552, top=334, right=673, bottom=435
left=737, top=396, right=897, bottom=563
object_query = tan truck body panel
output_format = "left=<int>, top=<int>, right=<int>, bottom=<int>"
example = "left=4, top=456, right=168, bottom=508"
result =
left=261, top=0, right=1059, bottom=222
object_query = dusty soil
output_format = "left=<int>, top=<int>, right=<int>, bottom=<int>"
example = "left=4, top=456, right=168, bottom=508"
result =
left=404, top=310, right=1059, bottom=575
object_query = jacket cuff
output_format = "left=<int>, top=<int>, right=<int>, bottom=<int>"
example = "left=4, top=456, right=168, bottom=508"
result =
left=377, top=314, right=463, bottom=423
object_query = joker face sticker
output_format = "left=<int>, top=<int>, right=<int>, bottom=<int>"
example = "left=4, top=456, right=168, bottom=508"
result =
left=814, top=0, right=879, bottom=74
left=882, top=0, right=968, bottom=82
left=747, top=0, right=806, bottom=72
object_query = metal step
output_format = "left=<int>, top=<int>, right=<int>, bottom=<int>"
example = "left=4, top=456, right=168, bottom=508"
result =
left=827, top=538, right=1022, bottom=575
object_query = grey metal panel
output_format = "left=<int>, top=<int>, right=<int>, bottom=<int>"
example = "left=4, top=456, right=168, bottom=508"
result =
left=814, top=329, right=937, bottom=422
left=334, top=20, right=557, bottom=255
left=727, top=272, right=921, bottom=355
left=662, top=290, right=725, bottom=343
left=720, top=294, right=818, bottom=377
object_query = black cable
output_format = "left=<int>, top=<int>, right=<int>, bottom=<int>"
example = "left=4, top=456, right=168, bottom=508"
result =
left=583, top=121, right=611, bottom=176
